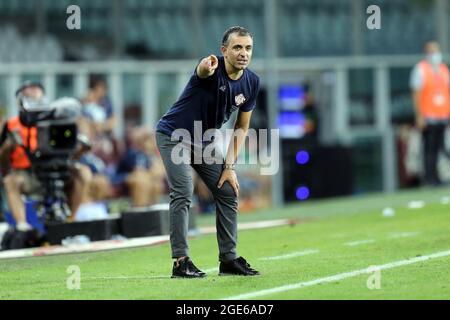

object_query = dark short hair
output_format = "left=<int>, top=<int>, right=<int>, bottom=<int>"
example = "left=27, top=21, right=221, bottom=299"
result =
left=221, top=26, right=253, bottom=47
left=15, top=81, right=45, bottom=97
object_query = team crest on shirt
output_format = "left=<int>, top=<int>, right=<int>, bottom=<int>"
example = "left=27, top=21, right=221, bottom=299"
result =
left=235, top=93, right=246, bottom=106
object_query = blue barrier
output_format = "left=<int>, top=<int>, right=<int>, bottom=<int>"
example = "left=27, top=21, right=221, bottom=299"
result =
left=4, top=199, right=46, bottom=233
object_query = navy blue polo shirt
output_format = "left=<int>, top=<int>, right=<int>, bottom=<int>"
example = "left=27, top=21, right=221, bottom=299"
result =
left=156, top=56, right=260, bottom=141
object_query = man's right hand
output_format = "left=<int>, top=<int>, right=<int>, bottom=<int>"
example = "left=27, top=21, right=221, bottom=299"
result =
left=197, top=55, right=219, bottom=78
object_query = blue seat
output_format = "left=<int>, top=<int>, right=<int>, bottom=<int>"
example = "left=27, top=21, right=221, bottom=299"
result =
left=4, top=199, right=46, bottom=234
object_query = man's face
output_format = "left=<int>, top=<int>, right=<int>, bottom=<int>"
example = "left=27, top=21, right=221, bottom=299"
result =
left=425, top=42, right=440, bottom=55
left=95, top=83, right=107, bottom=98
left=424, top=41, right=442, bottom=65
left=221, top=34, right=253, bottom=71
left=17, top=85, right=46, bottom=113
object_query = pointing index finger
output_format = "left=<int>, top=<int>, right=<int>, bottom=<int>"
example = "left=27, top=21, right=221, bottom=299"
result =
left=210, top=55, right=218, bottom=67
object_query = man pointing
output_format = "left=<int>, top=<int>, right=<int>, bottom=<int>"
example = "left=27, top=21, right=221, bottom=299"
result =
left=156, top=26, right=260, bottom=278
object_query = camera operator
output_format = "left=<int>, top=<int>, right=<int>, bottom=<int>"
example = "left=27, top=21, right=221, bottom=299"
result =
left=0, top=82, right=92, bottom=246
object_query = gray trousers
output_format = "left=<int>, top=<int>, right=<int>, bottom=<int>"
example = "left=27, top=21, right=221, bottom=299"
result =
left=155, top=131, right=238, bottom=262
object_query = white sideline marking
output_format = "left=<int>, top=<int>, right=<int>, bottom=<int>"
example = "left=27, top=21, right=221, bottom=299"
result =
left=223, top=249, right=450, bottom=300
left=344, top=239, right=375, bottom=246
left=387, top=232, right=420, bottom=239
left=259, top=250, right=319, bottom=261
left=0, top=219, right=296, bottom=260
left=87, top=275, right=168, bottom=280
left=200, top=219, right=297, bottom=234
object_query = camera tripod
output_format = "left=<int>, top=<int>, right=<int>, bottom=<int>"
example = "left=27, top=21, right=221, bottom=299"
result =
left=32, top=157, right=73, bottom=224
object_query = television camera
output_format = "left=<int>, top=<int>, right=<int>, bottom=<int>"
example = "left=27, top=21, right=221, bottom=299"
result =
left=14, top=92, right=83, bottom=224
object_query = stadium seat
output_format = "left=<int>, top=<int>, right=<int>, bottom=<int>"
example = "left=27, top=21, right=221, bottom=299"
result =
left=0, top=24, right=64, bottom=63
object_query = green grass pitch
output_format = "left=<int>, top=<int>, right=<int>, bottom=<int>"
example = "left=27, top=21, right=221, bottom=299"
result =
left=1, top=186, right=450, bottom=300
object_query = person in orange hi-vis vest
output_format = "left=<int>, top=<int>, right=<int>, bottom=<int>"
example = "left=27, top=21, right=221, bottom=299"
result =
left=0, top=82, right=92, bottom=243
left=410, top=41, right=450, bottom=186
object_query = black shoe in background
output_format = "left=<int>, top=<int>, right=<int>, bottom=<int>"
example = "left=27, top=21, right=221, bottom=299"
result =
left=171, top=257, right=206, bottom=278
left=219, top=256, right=260, bottom=276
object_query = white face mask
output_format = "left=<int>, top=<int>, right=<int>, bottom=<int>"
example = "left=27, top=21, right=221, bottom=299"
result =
left=427, top=52, right=442, bottom=65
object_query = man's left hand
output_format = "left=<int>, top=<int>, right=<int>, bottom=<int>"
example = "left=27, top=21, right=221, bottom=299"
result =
left=217, top=168, right=239, bottom=197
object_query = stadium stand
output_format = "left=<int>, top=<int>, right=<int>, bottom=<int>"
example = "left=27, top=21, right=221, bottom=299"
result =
left=0, top=0, right=439, bottom=60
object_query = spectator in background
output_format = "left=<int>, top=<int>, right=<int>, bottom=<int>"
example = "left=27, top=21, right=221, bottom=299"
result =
left=71, top=173, right=111, bottom=222
left=72, top=149, right=112, bottom=222
left=115, top=127, right=165, bottom=207
left=81, top=75, right=116, bottom=136
left=79, top=75, right=122, bottom=177
left=410, top=41, right=450, bottom=186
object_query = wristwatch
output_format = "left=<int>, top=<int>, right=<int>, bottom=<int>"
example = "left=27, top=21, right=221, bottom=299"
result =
left=223, top=163, right=235, bottom=170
